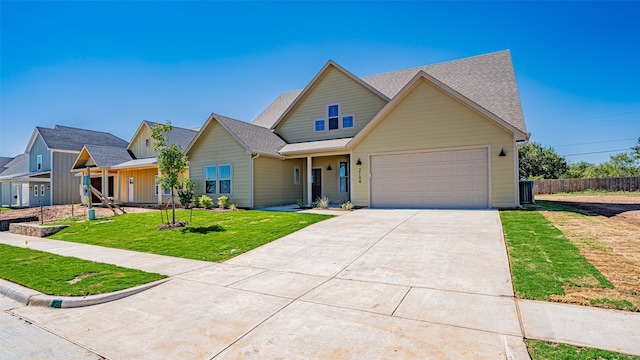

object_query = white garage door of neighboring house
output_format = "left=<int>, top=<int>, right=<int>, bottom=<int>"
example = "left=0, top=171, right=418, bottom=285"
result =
left=370, top=148, right=489, bottom=209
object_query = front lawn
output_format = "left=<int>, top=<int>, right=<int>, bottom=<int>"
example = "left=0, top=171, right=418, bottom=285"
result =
left=0, top=244, right=165, bottom=296
left=500, top=209, right=611, bottom=300
left=49, top=209, right=332, bottom=262
left=527, top=340, right=640, bottom=360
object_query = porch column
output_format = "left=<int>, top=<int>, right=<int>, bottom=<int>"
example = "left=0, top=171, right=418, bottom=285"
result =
left=116, top=171, right=121, bottom=204
left=86, top=167, right=92, bottom=208
left=157, top=169, right=162, bottom=205
left=306, top=156, right=312, bottom=205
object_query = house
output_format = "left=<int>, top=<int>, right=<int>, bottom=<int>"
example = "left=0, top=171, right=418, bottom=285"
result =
left=70, top=121, right=197, bottom=205
left=0, top=125, right=128, bottom=207
left=0, top=155, right=29, bottom=207
left=186, top=50, right=529, bottom=209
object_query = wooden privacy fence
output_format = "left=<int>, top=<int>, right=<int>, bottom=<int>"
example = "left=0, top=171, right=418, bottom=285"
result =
left=533, top=176, right=640, bottom=195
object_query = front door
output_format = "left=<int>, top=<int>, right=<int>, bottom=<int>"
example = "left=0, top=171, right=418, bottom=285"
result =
left=311, top=168, right=322, bottom=202
left=128, top=177, right=134, bottom=202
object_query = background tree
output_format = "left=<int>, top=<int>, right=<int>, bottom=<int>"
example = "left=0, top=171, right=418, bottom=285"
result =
left=151, top=121, right=190, bottom=224
left=518, top=142, right=568, bottom=179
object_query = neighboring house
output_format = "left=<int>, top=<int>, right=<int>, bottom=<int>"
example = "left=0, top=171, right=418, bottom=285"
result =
left=71, top=121, right=197, bottom=205
left=1, top=125, right=129, bottom=207
left=0, top=155, right=29, bottom=207
left=186, top=50, right=529, bottom=209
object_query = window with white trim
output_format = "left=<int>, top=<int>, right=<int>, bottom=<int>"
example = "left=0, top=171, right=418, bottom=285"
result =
left=312, top=104, right=355, bottom=131
left=293, top=166, right=300, bottom=185
left=37, top=155, right=42, bottom=171
left=41, top=185, right=45, bottom=196
left=205, top=164, right=232, bottom=195
left=155, top=175, right=171, bottom=195
left=34, top=185, right=39, bottom=196
left=339, top=162, right=349, bottom=193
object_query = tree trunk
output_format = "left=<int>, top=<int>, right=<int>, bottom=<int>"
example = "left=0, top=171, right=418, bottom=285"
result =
left=171, top=189, right=175, bottom=224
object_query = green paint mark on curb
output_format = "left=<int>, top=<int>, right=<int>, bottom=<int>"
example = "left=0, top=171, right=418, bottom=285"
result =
left=51, top=299, right=62, bottom=308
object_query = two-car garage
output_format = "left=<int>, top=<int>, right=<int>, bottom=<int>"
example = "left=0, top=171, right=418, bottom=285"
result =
left=369, top=147, right=490, bottom=209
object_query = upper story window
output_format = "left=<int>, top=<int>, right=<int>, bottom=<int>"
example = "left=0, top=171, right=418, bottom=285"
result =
left=37, top=155, right=42, bottom=171
left=313, top=103, right=355, bottom=132
left=145, top=138, right=151, bottom=147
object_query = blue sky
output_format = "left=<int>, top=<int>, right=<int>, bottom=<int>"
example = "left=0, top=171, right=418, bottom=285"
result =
left=1, top=1, right=639, bottom=164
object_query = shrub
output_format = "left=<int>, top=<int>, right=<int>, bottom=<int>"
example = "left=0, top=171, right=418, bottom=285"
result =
left=296, top=199, right=305, bottom=207
left=229, top=203, right=238, bottom=211
left=217, top=195, right=229, bottom=209
left=341, top=201, right=354, bottom=210
left=198, top=195, right=213, bottom=209
left=193, top=196, right=200, bottom=208
left=317, top=196, right=330, bottom=209
left=177, top=179, right=195, bottom=208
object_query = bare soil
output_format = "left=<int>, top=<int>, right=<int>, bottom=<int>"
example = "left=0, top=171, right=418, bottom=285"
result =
left=0, top=204, right=153, bottom=224
left=535, top=194, right=640, bottom=311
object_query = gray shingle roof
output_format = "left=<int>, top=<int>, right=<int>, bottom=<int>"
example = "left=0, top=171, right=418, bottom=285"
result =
left=83, top=145, right=134, bottom=168
left=251, top=50, right=526, bottom=134
left=214, top=113, right=287, bottom=156
left=252, top=90, right=302, bottom=128
left=0, top=157, right=13, bottom=173
left=37, top=125, right=128, bottom=152
left=0, top=154, right=29, bottom=177
left=143, top=121, right=198, bottom=150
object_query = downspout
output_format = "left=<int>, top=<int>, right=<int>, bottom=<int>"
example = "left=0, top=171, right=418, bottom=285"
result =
left=250, top=153, right=260, bottom=209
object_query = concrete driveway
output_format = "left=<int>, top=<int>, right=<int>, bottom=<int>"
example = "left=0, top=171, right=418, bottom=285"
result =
left=8, top=210, right=528, bottom=359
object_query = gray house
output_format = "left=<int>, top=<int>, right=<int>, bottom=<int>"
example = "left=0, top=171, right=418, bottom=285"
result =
left=0, top=125, right=128, bottom=207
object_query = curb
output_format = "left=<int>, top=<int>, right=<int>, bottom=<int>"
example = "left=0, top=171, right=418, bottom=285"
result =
left=0, top=278, right=170, bottom=308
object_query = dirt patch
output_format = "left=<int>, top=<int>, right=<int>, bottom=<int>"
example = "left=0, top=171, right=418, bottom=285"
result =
left=536, top=194, right=640, bottom=227
left=0, top=204, right=154, bottom=224
left=535, top=195, right=640, bottom=311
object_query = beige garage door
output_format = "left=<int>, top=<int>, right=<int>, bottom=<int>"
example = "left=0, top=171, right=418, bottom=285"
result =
left=370, top=148, right=489, bottom=209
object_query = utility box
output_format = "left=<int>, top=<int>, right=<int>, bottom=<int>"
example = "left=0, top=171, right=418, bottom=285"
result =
left=519, top=180, right=535, bottom=205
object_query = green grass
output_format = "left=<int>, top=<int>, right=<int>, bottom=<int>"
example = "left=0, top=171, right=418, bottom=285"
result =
left=0, top=244, right=165, bottom=296
left=0, top=207, right=12, bottom=212
left=49, top=209, right=332, bottom=262
left=527, top=340, right=640, bottom=360
left=590, top=298, right=637, bottom=311
left=500, top=209, right=611, bottom=300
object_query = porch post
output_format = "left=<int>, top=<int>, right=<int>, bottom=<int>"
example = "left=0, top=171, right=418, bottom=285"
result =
left=102, top=170, right=109, bottom=199
left=116, top=171, right=121, bottom=204
left=157, top=169, right=162, bottom=205
left=306, top=156, right=312, bottom=205
left=86, top=167, right=91, bottom=209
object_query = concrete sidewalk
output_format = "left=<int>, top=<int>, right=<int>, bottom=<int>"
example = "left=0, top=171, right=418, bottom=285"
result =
left=1, top=210, right=639, bottom=358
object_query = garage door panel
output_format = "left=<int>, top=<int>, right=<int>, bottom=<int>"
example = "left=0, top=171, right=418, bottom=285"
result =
left=371, top=148, right=489, bottom=209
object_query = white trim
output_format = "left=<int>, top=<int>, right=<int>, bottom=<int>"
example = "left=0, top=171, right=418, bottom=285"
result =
left=34, top=184, right=39, bottom=197
left=204, top=163, right=233, bottom=196
left=36, top=155, right=42, bottom=171
left=312, top=167, right=323, bottom=202
left=513, top=140, right=519, bottom=207
left=50, top=149, right=81, bottom=154
left=314, top=119, right=326, bottom=132
left=337, top=159, right=349, bottom=194
left=306, top=157, right=312, bottom=205
left=367, top=145, right=492, bottom=209
left=293, top=166, right=301, bottom=185
left=250, top=153, right=260, bottom=208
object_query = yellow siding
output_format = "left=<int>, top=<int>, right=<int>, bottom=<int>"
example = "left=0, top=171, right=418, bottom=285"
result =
left=253, top=157, right=303, bottom=208
left=275, top=66, right=387, bottom=143
left=129, top=124, right=157, bottom=159
left=307, top=156, right=351, bottom=204
left=118, top=168, right=158, bottom=203
left=188, top=122, right=251, bottom=207
left=352, top=79, right=516, bottom=208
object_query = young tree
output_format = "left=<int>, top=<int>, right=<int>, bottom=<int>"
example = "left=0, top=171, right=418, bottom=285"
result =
left=518, top=142, right=568, bottom=179
left=151, top=121, right=189, bottom=224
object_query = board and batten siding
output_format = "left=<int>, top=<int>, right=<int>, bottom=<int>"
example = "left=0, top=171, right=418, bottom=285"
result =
left=188, top=122, right=251, bottom=208
left=29, top=135, right=51, bottom=172
left=351, top=79, right=517, bottom=208
left=129, top=125, right=158, bottom=159
left=253, top=157, right=303, bottom=208
left=118, top=168, right=157, bottom=203
left=52, top=152, right=81, bottom=205
left=274, top=66, right=387, bottom=144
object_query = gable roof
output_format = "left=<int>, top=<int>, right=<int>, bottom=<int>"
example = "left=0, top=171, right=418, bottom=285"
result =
left=0, top=157, right=13, bottom=173
left=265, top=60, right=390, bottom=131
left=186, top=113, right=287, bottom=158
left=252, top=50, right=526, bottom=134
left=131, top=121, right=198, bottom=151
left=27, top=125, right=128, bottom=153
left=0, top=154, right=29, bottom=177
left=72, top=145, right=135, bottom=170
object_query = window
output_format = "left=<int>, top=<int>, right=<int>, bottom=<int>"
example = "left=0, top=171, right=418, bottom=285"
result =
left=37, top=155, right=42, bottom=171
left=342, top=115, right=354, bottom=129
left=293, top=166, right=300, bottom=185
left=205, top=164, right=232, bottom=195
left=145, top=138, right=150, bottom=147
left=34, top=185, right=38, bottom=196
left=313, top=104, right=354, bottom=131
left=339, top=162, right=349, bottom=193
left=41, top=185, right=45, bottom=196
left=155, top=175, right=171, bottom=195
